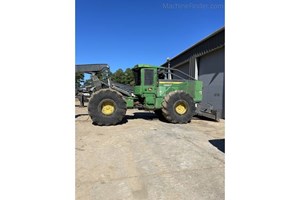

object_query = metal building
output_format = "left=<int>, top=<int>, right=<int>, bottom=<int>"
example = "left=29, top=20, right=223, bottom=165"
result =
left=162, top=27, right=225, bottom=118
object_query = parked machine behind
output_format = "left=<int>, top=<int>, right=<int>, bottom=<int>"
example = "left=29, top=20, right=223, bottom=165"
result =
left=76, top=64, right=219, bottom=126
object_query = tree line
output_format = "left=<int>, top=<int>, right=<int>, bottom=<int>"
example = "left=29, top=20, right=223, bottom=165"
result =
left=75, top=67, right=135, bottom=88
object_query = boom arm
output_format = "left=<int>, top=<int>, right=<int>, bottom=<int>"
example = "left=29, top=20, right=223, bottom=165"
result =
left=75, top=63, right=133, bottom=97
left=76, top=64, right=111, bottom=88
left=75, top=64, right=109, bottom=73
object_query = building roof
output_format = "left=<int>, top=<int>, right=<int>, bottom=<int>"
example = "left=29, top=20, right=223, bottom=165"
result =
left=162, top=27, right=225, bottom=67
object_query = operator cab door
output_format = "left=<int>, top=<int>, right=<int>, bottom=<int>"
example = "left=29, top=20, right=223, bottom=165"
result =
left=142, top=68, right=157, bottom=105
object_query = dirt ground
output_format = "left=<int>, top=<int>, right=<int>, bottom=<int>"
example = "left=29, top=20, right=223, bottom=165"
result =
left=75, top=100, right=225, bottom=200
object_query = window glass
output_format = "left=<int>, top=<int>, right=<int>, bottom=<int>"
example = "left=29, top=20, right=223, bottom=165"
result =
left=144, top=69, right=153, bottom=85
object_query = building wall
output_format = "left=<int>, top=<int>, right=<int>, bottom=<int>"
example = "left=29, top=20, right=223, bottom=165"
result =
left=198, top=47, right=225, bottom=118
left=172, top=62, right=190, bottom=79
left=169, top=47, right=225, bottom=118
left=163, top=28, right=225, bottom=119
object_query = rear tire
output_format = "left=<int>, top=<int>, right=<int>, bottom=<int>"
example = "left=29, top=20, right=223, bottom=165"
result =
left=88, top=89, right=127, bottom=126
left=162, top=90, right=195, bottom=124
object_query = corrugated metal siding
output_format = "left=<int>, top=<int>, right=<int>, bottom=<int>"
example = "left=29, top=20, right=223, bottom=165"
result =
left=198, top=48, right=225, bottom=118
left=172, top=62, right=190, bottom=79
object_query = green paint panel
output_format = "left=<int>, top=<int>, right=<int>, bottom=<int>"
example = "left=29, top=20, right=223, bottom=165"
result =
left=130, top=64, right=203, bottom=110
left=157, top=80, right=202, bottom=103
left=155, top=97, right=164, bottom=108
left=143, top=94, right=155, bottom=105
left=125, top=97, right=134, bottom=108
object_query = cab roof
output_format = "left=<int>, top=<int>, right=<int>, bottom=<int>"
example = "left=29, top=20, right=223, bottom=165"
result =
left=133, top=64, right=161, bottom=69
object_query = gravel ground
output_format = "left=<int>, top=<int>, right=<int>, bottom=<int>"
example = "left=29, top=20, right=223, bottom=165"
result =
left=76, top=100, right=225, bottom=200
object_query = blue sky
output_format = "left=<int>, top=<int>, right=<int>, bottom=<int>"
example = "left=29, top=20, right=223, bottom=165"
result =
left=76, top=0, right=224, bottom=73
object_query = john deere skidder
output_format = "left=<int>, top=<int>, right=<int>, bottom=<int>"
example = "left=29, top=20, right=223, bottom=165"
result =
left=76, top=64, right=218, bottom=125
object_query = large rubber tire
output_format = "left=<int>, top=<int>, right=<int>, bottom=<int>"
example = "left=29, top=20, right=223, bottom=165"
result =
left=154, top=109, right=166, bottom=121
left=88, top=89, right=127, bottom=126
left=162, top=90, right=195, bottom=124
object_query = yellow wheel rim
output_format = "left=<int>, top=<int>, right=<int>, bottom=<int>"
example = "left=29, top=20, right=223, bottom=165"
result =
left=101, top=101, right=115, bottom=115
left=175, top=102, right=187, bottom=115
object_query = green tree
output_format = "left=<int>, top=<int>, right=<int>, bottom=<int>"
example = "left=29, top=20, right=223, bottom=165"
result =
left=110, top=68, right=134, bottom=85
left=123, top=68, right=134, bottom=85
left=75, top=72, right=84, bottom=88
left=111, top=69, right=124, bottom=83
left=83, top=78, right=92, bottom=87
left=111, top=68, right=134, bottom=85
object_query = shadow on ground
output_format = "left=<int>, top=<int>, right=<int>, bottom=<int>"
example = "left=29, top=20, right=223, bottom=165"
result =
left=91, top=112, right=168, bottom=126
left=193, top=116, right=219, bottom=122
left=75, top=105, right=87, bottom=108
left=75, top=114, right=89, bottom=118
left=90, top=112, right=157, bottom=126
left=126, top=112, right=158, bottom=121
left=209, top=139, right=225, bottom=153
left=80, top=111, right=221, bottom=125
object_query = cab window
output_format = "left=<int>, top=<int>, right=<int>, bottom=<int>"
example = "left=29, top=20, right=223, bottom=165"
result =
left=144, top=69, right=153, bottom=85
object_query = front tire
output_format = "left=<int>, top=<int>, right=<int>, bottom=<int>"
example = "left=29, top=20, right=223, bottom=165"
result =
left=154, top=109, right=166, bottom=121
left=162, top=90, right=195, bottom=124
left=88, top=89, right=127, bottom=126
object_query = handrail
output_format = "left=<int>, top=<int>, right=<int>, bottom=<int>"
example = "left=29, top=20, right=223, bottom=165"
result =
left=156, top=66, right=196, bottom=80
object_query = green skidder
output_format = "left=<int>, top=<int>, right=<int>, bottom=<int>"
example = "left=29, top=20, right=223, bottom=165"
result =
left=88, top=64, right=202, bottom=126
